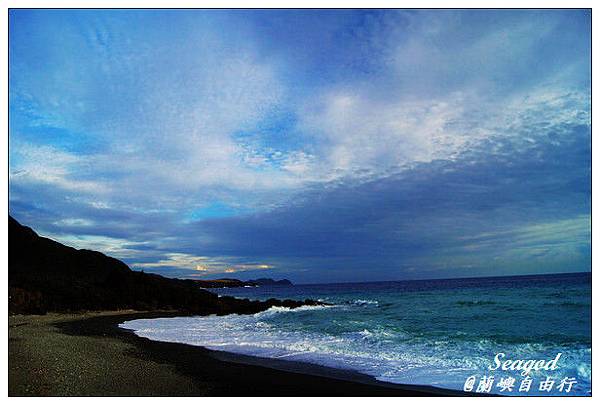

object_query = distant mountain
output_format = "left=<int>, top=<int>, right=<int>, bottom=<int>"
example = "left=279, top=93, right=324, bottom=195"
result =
left=8, top=216, right=317, bottom=314
left=192, top=278, right=258, bottom=288
left=247, top=278, right=293, bottom=286
left=192, top=278, right=293, bottom=288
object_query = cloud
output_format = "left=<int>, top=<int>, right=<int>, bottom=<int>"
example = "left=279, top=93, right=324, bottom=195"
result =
left=10, top=10, right=308, bottom=204
left=184, top=93, right=590, bottom=281
left=8, top=10, right=591, bottom=282
left=129, top=251, right=275, bottom=278
left=132, top=253, right=211, bottom=270
left=9, top=142, right=108, bottom=193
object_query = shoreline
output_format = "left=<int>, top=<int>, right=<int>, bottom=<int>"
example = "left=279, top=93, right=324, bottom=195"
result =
left=10, top=310, right=472, bottom=396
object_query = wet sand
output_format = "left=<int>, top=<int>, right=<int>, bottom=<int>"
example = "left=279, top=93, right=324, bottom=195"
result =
left=9, top=310, right=467, bottom=396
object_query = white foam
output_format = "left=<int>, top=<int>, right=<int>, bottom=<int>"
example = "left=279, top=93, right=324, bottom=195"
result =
left=352, top=299, right=378, bottom=306
left=121, top=313, right=465, bottom=390
left=255, top=305, right=332, bottom=317
left=120, top=312, right=591, bottom=395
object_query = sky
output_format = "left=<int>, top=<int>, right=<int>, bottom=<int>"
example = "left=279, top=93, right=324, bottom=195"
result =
left=9, top=9, right=591, bottom=283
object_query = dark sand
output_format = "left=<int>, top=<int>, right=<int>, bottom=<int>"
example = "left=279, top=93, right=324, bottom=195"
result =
left=9, top=310, right=468, bottom=396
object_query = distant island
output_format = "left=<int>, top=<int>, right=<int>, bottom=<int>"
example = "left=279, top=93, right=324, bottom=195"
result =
left=8, top=216, right=316, bottom=315
left=193, top=278, right=293, bottom=288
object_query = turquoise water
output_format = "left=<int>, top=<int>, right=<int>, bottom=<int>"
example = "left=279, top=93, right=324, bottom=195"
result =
left=122, top=272, right=591, bottom=395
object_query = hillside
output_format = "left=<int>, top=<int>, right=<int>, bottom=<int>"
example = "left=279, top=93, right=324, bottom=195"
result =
left=8, top=216, right=318, bottom=314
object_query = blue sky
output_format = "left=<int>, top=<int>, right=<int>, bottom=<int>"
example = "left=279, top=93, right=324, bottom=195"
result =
left=9, top=9, right=591, bottom=283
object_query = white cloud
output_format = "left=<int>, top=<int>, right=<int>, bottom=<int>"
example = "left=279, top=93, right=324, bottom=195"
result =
left=9, top=142, right=108, bottom=194
left=41, top=232, right=139, bottom=259
left=132, top=253, right=212, bottom=270
left=293, top=80, right=589, bottom=183
left=10, top=10, right=591, bottom=215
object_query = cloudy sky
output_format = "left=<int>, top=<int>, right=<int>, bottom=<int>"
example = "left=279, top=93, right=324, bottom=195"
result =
left=9, top=9, right=590, bottom=283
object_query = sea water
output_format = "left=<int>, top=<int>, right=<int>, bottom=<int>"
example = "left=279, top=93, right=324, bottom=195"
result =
left=121, top=272, right=591, bottom=395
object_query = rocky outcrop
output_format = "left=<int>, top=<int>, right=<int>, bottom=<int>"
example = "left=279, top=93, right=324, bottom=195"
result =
left=192, top=278, right=293, bottom=288
left=192, top=279, right=258, bottom=288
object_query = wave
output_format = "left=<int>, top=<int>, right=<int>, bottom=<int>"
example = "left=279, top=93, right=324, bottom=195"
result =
left=254, top=304, right=332, bottom=317
left=346, top=299, right=379, bottom=306
left=120, top=313, right=591, bottom=395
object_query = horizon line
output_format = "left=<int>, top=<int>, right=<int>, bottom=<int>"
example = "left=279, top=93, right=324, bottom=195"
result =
left=293, top=270, right=591, bottom=287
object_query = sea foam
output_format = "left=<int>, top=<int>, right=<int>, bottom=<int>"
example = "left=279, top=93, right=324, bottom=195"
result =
left=120, top=273, right=591, bottom=395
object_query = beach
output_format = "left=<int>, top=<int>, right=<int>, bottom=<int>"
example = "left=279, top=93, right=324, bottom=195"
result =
left=9, top=310, right=461, bottom=396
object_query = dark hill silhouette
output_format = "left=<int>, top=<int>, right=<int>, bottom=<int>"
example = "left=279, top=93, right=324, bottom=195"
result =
left=8, top=216, right=320, bottom=314
left=248, top=278, right=293, bottom=286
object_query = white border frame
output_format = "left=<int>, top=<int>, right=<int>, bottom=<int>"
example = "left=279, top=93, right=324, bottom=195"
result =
left=2, top=2, right=595, bottom=403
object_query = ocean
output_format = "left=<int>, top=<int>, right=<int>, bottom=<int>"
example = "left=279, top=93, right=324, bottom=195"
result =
left=121, top=272, right=591, bottom=395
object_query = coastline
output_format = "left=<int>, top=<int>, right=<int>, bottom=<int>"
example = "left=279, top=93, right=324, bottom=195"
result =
left=9, top=310, right=470, bottom=396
